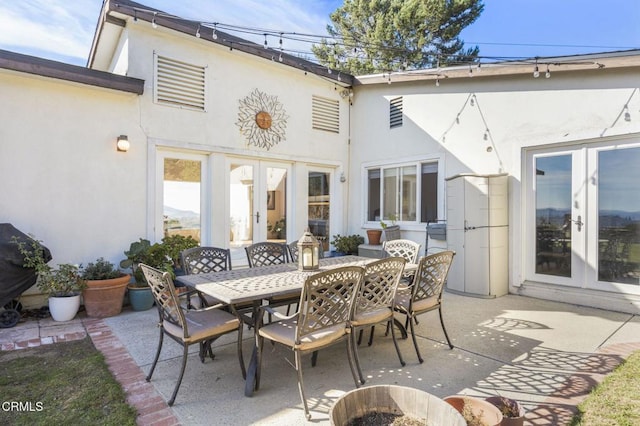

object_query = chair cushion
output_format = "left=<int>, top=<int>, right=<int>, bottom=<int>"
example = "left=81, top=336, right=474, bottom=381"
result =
left=351, top=307, right=392, bottom=327
left=258, top=317, right=347, bottom=351
left=164, top=308, right=239, bottom=344
left=394, top=292, right=439, bottom=313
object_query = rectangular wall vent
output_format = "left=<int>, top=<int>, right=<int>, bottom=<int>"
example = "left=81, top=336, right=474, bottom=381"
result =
left=390, top=96, right=403, bottom=128
left=154, top=54, right=206, bottom=111
left=312, top=95, right=340, bottom=133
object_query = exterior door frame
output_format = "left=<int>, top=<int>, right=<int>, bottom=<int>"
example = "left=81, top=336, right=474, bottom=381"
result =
left=523, top=136, right=640, bottom=295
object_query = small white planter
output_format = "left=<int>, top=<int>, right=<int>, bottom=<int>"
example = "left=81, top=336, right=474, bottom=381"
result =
left=48, top=294, right=81, bottom=321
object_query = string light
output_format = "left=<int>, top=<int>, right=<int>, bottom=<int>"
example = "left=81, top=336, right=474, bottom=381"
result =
left=278, top=52, right=283, bottom=62
left=470, top=96, right=475, bottom=106
left=545, top=64, right=551, bottom=78
left=196, top=25, right=201, bottom=38
left=387, top=73, right=391, bottom=84
left=115, top=4, right=613, bottom=80
left=624, top=105, right=631, bottom=121
left=435, top=78, right=440, bottom=87
left=533, top=60, right=540, bottom=78
left=483, top=129, right=489, bottom=140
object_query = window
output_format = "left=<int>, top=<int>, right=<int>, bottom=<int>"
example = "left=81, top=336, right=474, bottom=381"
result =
left=366, top=161, right=438, bottom=224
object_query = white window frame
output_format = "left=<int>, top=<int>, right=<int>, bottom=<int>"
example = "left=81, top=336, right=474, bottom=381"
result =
left=362, top=155, right=445, bottom=231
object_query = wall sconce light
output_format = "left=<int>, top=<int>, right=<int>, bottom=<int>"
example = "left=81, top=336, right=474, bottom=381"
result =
left=116, top=135, right=130, bottom=152
left=297, top=229, right=320, bottom=271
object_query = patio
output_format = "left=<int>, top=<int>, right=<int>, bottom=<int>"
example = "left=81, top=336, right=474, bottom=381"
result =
left=2, top=292, right=639, bottom=425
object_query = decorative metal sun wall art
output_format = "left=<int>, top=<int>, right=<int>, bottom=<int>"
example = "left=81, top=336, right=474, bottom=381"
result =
left=236, top=88, right=288, bottom=150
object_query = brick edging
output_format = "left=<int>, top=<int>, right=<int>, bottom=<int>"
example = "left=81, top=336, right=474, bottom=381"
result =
left=82, top=318, right=181, bottom=426
left=532, top=341, right=640, bottom=425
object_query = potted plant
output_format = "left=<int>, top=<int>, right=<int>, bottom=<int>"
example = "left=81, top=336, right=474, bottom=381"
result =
left=485, top=396, right=525, bottom=426
left=330, top=234, right=365, bottom=255
left=444, top=395, right=503, bottom=426
left=81, top=257, right=131, bottom=318
left=13, top=236, right=85, bottom=322
left=160, top=234, right=198, bottom=276
left=120, top=238, right=172, bottom=311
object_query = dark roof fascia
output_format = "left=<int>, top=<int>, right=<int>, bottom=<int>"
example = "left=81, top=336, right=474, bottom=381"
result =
left=108, top=0, right=354, bottom=86
left=0, top=49, right=144, bottom=95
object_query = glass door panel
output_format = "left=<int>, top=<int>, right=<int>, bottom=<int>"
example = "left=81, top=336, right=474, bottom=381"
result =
left=162, top=157, right=204, bottom=243
left=308, top=171, right=331, bottom=252
left=228, top=160, right=290, bottom=266
left=535, top=155, right=572, bottom=277
left=265, top=166, right=288, bottom=242
left=229, top=163, right=255, bottom=264
left=596, top=147, right=640, bottom=285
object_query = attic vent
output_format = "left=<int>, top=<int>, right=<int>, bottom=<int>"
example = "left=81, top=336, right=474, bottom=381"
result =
left=312, top=95, right=340, bottom=133
left=390, top=96, right=403, bottom=128
left=154, top=54, right=206, bottom=111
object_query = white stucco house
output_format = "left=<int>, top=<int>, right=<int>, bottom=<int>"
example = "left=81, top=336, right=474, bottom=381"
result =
left=1, top=0, right=639, bottom=314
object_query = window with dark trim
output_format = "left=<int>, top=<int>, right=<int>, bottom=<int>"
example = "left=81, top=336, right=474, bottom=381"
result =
left=367, top=161, right=438, bottom=223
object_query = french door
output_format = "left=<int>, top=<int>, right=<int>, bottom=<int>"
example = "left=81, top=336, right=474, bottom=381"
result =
left=526, top=139, right=640, bottom=293
left=228, top=159, right=290, bottom=266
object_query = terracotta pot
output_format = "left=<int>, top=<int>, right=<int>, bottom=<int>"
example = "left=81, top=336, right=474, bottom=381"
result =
left=444, top=395, right=503, bottom=426
left=331, top=385, right=465, bottom=426
left=82, top=274, right=130, bottom=318
left=485, top=396, right=525, bottom=426
left=366, top=229, right=382, bottom=245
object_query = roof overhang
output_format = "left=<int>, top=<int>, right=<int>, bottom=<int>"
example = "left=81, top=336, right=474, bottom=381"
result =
left=0, top=49, right=144, bottom=94
left=88, top=0, right=354, bottom=87
left=355, top=50, right=640, bottom=86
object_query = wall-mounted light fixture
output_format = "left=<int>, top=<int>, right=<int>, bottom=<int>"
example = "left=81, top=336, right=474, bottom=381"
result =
left=116, top=135, right=130, bottom=152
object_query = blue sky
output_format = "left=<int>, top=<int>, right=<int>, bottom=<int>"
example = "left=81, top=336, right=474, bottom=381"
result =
left=0, top=0, right=638, bottom=67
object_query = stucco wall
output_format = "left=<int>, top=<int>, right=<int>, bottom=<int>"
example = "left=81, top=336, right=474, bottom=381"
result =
left=348, top=67, right=640, bottom=295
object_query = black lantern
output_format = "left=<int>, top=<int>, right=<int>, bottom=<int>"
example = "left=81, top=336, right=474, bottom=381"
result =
left=297, top=229, right=320, bottom=271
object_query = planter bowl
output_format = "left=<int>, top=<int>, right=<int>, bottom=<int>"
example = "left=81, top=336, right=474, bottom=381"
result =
left=485, top=396, right=525, bottom=426
left=444, top=395, right=503, bottom=426
left=330, top=385, right=465, bottom=426
left=82, top=274, right=130, bottom=318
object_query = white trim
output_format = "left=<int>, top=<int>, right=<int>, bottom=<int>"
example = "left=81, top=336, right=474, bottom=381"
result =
left=361, top=153, right=445, bottom=230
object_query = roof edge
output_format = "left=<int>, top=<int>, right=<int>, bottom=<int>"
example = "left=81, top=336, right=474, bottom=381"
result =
left=0, top=49, right=144, bottom=95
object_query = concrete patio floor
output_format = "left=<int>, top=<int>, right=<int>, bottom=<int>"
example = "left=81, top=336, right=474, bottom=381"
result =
left=2, top=292, right=639, bottom=425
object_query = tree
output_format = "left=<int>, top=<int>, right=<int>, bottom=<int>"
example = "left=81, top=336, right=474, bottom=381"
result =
left=312, top=0, right=484, bottom=75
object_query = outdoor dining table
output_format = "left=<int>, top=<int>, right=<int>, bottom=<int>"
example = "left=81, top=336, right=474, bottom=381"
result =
left=175, top=255, right=417, bottom=396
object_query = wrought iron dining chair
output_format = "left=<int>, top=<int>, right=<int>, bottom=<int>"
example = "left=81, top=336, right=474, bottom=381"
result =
left=246, top=242, right=298, bottom=316
left=251, top=266, right=364, bottom=420
left=382, top=239, right=421, bottom=264
left=245, top=242, right=289, bottom=266
left=393, top=250, right=455, bottom=363
left=383, top=238, right=421, bottom=285
left=140, top=263, right=245, bottom=406
left=350, top=257, right=407, bottom=384
left=181, top=246, right=232, bottom=307
left=181, top=246, right=232, bottom=274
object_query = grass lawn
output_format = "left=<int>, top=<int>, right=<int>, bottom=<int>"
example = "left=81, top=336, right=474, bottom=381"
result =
left=571, top=350, right=640, bottom=425
left=0, top=338, right=137, bottom=426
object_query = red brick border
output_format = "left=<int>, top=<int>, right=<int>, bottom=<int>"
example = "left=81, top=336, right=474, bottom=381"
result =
left=82, top=318, right=181, bottom=426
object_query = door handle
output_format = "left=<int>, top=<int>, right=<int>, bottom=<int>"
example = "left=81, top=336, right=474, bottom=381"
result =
left=256, top=211, right=260, bottom=224
left=572, top=215, right=583, bottom=232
